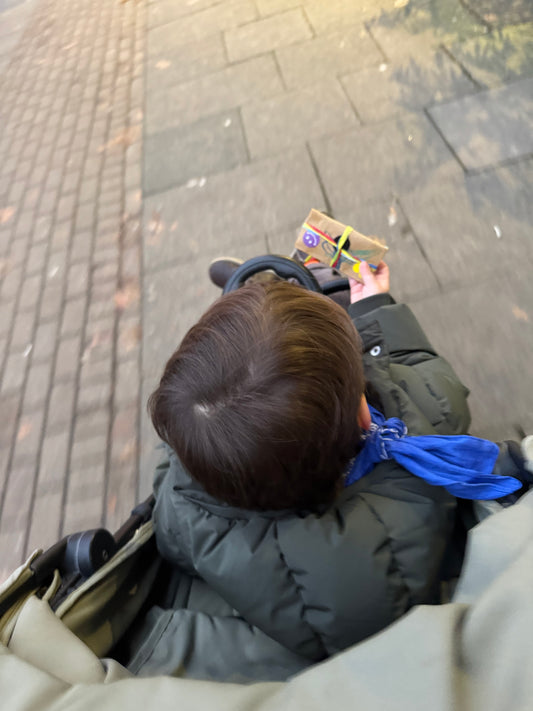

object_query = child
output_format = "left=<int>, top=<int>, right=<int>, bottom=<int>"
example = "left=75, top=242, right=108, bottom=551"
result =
left=147, top=261, right=527, bottom=678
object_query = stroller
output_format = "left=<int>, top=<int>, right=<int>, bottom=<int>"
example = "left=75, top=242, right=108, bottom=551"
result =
left=1, top=256, right=533, bottom=710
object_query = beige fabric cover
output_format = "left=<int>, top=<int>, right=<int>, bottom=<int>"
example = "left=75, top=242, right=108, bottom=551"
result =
left=1, top=491, right=533, bottom=711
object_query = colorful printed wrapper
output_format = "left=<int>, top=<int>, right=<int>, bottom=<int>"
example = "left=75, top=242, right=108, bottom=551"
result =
left=295, top=209, right=388, bottom=282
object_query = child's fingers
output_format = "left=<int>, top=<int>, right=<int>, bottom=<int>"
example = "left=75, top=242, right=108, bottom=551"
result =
left=376, top=261, right=389, bottom=276
left=375, top=261, right=390, bottom=290
left=349, top=277, right=362, bottom=294
left=359, top=260, right=375, bottom=284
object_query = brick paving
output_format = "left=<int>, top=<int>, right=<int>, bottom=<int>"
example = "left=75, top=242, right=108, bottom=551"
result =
left=0, top=0, right=145, bottom=581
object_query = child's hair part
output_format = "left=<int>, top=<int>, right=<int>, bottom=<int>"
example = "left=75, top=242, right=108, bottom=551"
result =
left=149, top=281, right=365, bottom=511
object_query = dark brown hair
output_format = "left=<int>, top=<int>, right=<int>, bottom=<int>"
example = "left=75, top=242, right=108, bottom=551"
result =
left=148, top=281, right=365, bottom=511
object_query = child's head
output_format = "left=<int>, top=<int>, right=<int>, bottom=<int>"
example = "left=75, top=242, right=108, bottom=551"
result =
left=149, top=281, right=366, bottom=511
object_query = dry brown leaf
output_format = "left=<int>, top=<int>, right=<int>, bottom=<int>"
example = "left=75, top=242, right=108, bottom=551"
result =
left=0, top=206, right=15, bottom=225
left=512, top=305, right=529, bottom=322
left=17, top=420, right=32, bottom=442
left=119, top=441, right=137, bottom=463
left=98, top=125, right=141, bottom=153
left=114, top=283, right=140, bottom=310
left=107, top=494, right=117, bottom=516
left=147, top=211, right=164, bottom=245
left=119, top=324, right=142, bottom=352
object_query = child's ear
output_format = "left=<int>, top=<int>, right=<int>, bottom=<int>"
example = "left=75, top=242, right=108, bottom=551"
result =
left=357, top=395, right=372, bottom=431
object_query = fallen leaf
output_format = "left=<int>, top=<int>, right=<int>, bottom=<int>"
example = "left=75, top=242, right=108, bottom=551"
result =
left=512, top=305, right=529, bottom=322
left=17, top=420, right=32, bottom=442
left=0, top=206, right=15, bottom=225
left=147, top=210, right=164, bottom=245
left=119, top=324, right=142, bottom=352
left=107, top=494, right=117, bottom=516
left=98, top=125, right=141, bottom=153
left=119, top=441, right=137, bottom=463
left=82, top=330, right=112, bottom=361
left=114, top=283, right=140, bottom=310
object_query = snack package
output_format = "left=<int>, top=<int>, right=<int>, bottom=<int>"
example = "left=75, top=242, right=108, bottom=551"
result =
left=295, top=209, right=388, bottom=282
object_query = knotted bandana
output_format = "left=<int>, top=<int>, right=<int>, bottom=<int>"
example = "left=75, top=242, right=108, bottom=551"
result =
left=345, top=406, right=521, bottom=499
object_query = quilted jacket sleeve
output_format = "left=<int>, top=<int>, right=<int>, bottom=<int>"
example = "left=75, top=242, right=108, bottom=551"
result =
left=348, top=295, right=471, bottom=436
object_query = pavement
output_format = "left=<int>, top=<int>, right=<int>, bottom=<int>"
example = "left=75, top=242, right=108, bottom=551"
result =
left=0, top=0, right=532, bottom=581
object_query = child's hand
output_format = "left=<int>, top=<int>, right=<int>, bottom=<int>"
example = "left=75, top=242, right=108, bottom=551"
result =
left=349, top=261, right=390, bottom=304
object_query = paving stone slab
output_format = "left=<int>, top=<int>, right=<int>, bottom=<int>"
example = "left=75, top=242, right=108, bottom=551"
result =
left=275, top=25, right=383, bottom=90
left=144, top=109, right=248, bottom=195
left=146, top=32, right=227, bottom=89
left=368, top=0, right=488, bottom=60
left=409, top=266, right=533, bottom=441
left=256, top=0, right=300, bottom=17
left=143, top=147, right=324, bottom=272
left=304, top=0, right=399, bottom=36
left=447, top=23, right=533, bottom=88
left=145, top=54, right=283, bottom=135
left=224, top=8, right=312, bottom=63
left=0, top=0, right=37, bottom=75
left=428, top=77, right=533, bottom=170
left=148, top=0, right=255, bottom=32
left=462, top=0, right=533, bottom=27
left=265, top=222, right=304, bottom=255
left=241, top=80, right=359, bottom=159
left=310, top=112, right=462, bottom=211
left=341, top=49, right=476, bottom=124
left=401, top=163, right=533, bottom=288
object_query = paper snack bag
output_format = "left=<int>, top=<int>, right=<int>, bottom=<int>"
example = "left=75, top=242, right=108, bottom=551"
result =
left=295, top=209, right=388, bottom=282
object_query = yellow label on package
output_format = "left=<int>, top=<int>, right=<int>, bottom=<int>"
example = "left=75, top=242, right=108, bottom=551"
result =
left=295, top=209, right=388, bottom=282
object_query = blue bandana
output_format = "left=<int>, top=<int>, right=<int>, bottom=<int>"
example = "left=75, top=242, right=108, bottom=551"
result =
left=345, top=406, right=521, bottom=500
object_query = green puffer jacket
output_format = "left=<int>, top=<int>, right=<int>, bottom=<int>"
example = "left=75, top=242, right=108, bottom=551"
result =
left=147, top=294, right=471, bottom=680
